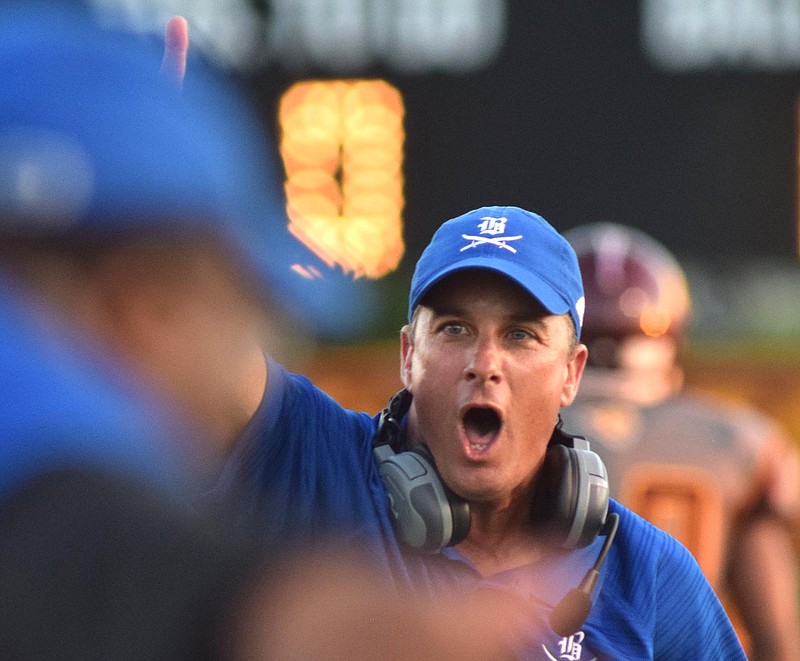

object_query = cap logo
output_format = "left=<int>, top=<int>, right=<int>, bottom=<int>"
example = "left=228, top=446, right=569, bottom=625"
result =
left=460, top=215, right=523, bottom=253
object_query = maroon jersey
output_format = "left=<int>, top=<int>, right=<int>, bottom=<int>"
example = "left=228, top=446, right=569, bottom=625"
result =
left=561, top=370, right=800, bottom=588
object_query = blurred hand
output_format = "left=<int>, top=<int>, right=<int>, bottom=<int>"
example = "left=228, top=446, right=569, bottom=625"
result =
left=224, top=548, right=537, bottom=661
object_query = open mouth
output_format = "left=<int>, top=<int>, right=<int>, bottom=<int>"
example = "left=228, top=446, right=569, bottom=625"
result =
left=462, top=406, right=502, bottom=452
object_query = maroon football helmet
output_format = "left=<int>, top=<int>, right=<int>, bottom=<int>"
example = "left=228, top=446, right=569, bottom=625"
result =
left=565, top=223, right=691, bottom=368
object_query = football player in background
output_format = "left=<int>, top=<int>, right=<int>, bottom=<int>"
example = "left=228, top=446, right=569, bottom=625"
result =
left=561, top=222, right=800, bottom=661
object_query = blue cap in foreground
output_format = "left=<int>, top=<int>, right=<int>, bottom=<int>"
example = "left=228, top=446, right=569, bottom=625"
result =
left=0, top=3, right=375, bottom=339
left=409, top=206, right=585, bottom=337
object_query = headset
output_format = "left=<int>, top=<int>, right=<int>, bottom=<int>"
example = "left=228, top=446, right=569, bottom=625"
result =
left=372, top=388, right=610, bottom=554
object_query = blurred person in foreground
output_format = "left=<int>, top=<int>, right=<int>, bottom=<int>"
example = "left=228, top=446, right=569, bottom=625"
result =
left=560, top=222, right=800, bottom=660
left=0, top=7, right=272, bottom=659
left=0, top=6, right=530, bottom=660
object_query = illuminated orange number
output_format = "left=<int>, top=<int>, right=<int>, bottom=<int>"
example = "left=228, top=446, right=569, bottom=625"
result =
left=278, top=80, right=405, bottom=279
left=621, top=463, right=724, bottom=585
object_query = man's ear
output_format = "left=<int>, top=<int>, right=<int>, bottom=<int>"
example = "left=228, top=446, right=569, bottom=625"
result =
left=561, top=343, right=588, bottom=407
left=399, top=325, right=414, bottom=390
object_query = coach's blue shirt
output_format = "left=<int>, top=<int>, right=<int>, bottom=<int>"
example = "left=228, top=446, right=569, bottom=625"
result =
left=217, top=358, right=746, bottom=660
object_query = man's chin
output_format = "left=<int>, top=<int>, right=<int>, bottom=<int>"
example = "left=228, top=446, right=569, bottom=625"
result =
left=445, top=473, right=506, bottom=505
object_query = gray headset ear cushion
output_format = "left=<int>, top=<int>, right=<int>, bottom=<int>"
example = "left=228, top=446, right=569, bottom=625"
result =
left=406, top=447, right=470, bottom=547
left=446, top=494, right=471, bottom=546
left=532, top=444, right=608, bottom=549
left=532, top=444, right=576, bottom=539
left=374, top=446, right=470, bottom=553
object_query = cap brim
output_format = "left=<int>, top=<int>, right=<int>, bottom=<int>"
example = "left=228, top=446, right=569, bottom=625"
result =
left=410, top=256, right=572, bottom=319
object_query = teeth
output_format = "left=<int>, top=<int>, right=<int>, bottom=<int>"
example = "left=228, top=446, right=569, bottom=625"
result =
left=470, top=443, right=489, bottom=451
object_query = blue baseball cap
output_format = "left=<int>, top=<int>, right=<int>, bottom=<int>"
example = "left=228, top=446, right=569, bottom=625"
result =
left=0, top=3, right=376, bottom=339
left=409, top=206, right=585, bottom=337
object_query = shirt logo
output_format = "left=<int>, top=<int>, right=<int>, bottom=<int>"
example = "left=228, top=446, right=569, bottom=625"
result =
left=461, top=215, right=523, bottom=253
left=542, top=632, right=596, bottom=661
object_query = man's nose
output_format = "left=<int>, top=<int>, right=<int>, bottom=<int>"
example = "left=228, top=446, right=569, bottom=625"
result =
left=463, top=335, right=502, bottom=384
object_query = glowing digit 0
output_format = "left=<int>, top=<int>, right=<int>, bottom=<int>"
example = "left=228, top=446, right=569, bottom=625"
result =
left=278, top=80, right=405, bottom=279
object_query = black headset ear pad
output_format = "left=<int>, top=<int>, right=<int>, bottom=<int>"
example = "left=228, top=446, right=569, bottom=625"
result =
left=532, top=443, right=610, bottom=549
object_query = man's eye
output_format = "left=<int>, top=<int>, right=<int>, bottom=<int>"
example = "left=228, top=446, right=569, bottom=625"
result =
left=508, top=328, right=531, bottom=341
left=442, top=322, right=465, bottom=335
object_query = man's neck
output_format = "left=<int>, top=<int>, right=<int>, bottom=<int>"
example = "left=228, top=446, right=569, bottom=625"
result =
left=456, top=501, right=548, bottom=576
